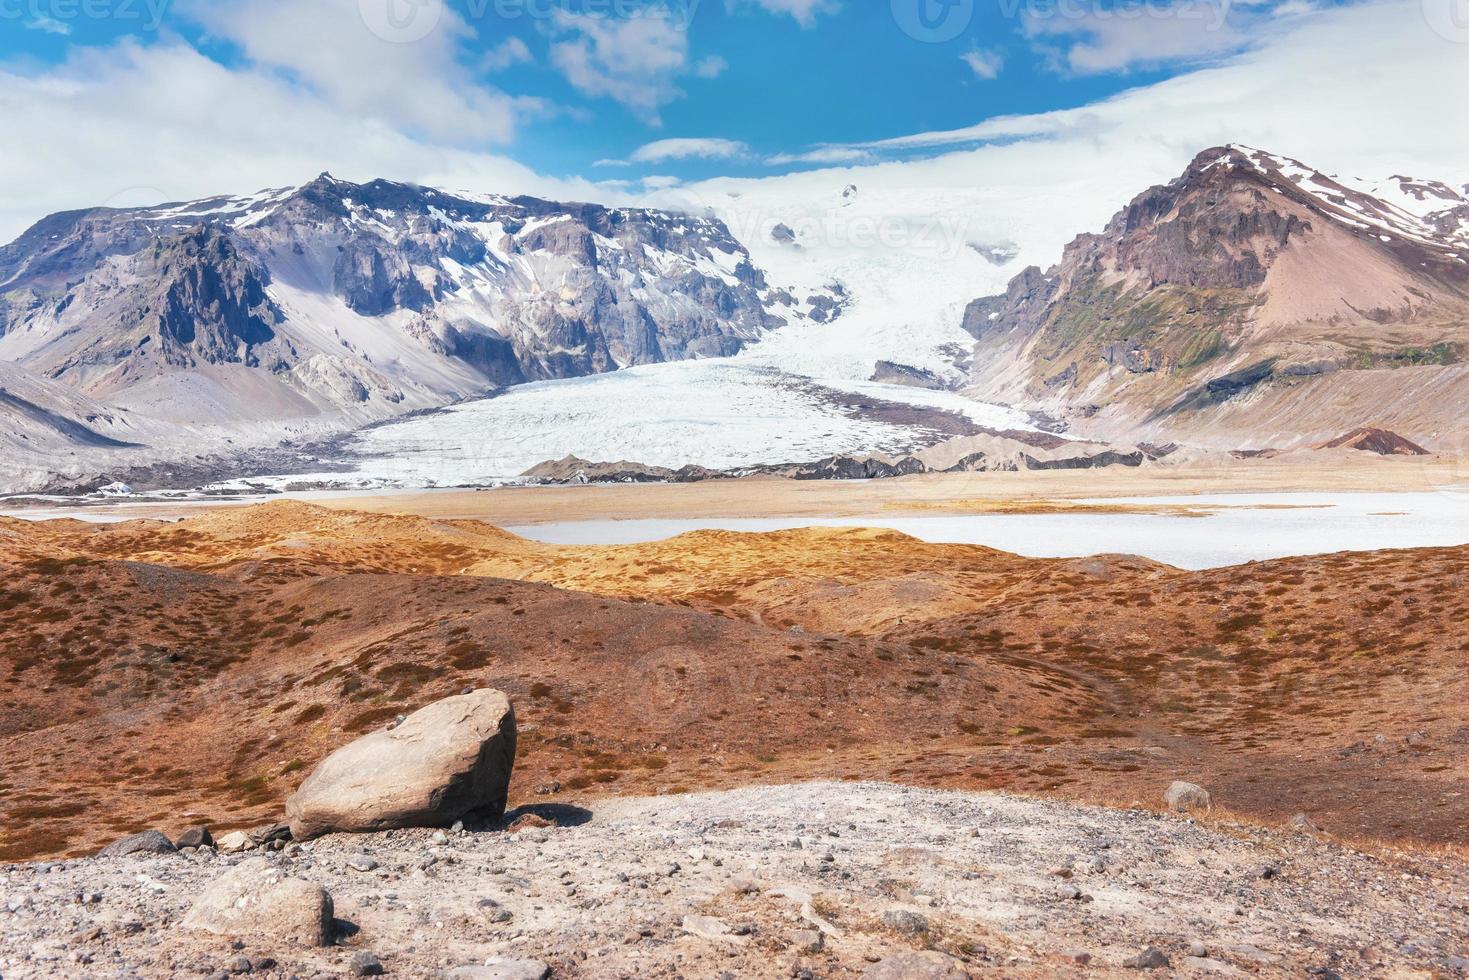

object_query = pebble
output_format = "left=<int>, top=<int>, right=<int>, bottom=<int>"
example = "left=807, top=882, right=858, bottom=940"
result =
left=348, top=855, right=380, bottom=873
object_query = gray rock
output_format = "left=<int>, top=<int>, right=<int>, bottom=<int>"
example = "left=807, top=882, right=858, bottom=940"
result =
left=1165, top=781, right=1213, bottom=813
left=789, top=928, right=824, bottom=953
left=347, top=854, right=379, bottom=873
left=863, top=951, right=970, bottom=979
left=681, top=914, right=744, bottom=942
left=216, top=831, right=254, bottom=853
left=286, top=689, right=516, bottom=840
left=182, top=857, right=334, bottom=947
left=881, top=908, right=929, bottom=934
left=1125, top=947, right=1172, bottom=969
left=98, top=830, right=176, bottom=858
left=350, top=951, right=385, bottom=976
left=441, top=959, right=550, bottom=980
left=1227, top=943, right=1283, bottom=965
left=175, top=827, right=214, bottom=850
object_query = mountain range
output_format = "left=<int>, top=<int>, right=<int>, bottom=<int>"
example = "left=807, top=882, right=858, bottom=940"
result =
left=2, top=146, right=1467, bottom=493
left=962, top=146, right=1469, bottom=448
left=0, top=175, right=839, bottom=464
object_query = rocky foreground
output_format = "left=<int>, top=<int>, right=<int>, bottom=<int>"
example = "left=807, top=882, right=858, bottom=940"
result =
left=2, top=783, right=1466, bottom=979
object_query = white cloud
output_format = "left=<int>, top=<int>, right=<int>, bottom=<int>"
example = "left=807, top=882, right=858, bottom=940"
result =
left=630, top=138, right=750, bottom=163
left=727, top=0, right=842, bottom=26
left=549, top=8, right=710, bottom=123
left=961, top=47, right=1004, bottom=80
left=766, top=146, right=874, bottom=165
left=753, top=0, right=1469, bottom=184
left=481, top=36, right=533, bottom=73
left=187, top=0, right=519, bottom=143
left=26, top=15, right=71, bottom=35
left=1019, top=0, right=1324, bottom=76
left=0, top=37, right=608, bottom=242
left=694, top=55, right=729, bottom=78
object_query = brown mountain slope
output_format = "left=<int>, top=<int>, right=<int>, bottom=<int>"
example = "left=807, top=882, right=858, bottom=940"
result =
left=965, top=145, right=1469, bottom=449
left=1, top=504, right=1465, bottom=861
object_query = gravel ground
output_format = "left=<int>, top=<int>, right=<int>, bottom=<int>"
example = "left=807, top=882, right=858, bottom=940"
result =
left=2, top=782, right=1466, bottom=979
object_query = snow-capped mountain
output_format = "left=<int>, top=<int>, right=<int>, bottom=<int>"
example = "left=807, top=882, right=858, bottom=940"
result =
left=964, top=145, right=1469, bottom=448
left=0, top=175, right=840, bottom=428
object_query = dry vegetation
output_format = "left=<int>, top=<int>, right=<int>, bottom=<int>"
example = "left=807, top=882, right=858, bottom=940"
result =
left=0, top=502, right=1464, bottom=861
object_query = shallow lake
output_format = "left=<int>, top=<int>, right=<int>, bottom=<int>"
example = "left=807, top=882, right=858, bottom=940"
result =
left=502, top=491, right=1469, bottom=570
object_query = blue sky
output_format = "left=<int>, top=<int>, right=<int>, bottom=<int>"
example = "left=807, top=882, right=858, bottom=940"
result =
left=0, top=0, right=1343, bottom=182
left=1, top=0, right=1465, bottom=241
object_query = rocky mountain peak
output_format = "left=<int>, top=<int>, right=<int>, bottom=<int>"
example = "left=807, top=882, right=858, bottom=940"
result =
left=964, top=146, right=1469, bottom=447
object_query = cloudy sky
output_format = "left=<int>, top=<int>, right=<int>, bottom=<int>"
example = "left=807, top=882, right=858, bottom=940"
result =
left=1, top=0, right=1467, bottom=240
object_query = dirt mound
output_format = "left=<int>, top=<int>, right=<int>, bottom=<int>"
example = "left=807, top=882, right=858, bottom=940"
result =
left=1312, top=427, right=1431, bottom=455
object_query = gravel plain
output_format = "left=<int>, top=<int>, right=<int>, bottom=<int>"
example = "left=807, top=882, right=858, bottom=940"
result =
left=2, top=782, right=1466, bottom=978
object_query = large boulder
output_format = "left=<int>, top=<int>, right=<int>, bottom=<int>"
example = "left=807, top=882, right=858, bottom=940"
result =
left=182, top=858, right=333, bottom=947
left=286, top=689, right=516, bottom=840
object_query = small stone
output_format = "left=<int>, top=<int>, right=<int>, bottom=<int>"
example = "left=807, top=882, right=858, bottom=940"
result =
left=1165, top=782, right=1213, bottom=813
left=881, top=908, right=929, bottom=934
left=789, top=929, right=824, bottom=953
left=431, top=830, right=449, bottom=845
left=442, top=958, right=551, bottom=979
left=1289, top=813, right=1320, bottom=833
left=1059, top=951, right=1092, bottom=965
left=227, top=955, right=254, bottom=974
left=350, top=951, right=384, bottom=976
left=682, top=914, right=744, bottom=943
left=216, top=831, right=254, bottom=854
left=1125, top=947, right=1171, bottom=970
left=347, top=854, right=379, bottom=873
left=1187, top=942, right=1209, bottom=958
left=862, top=950, right=970, bottom=979
left=1257, top=864, right=1281, bottom=880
